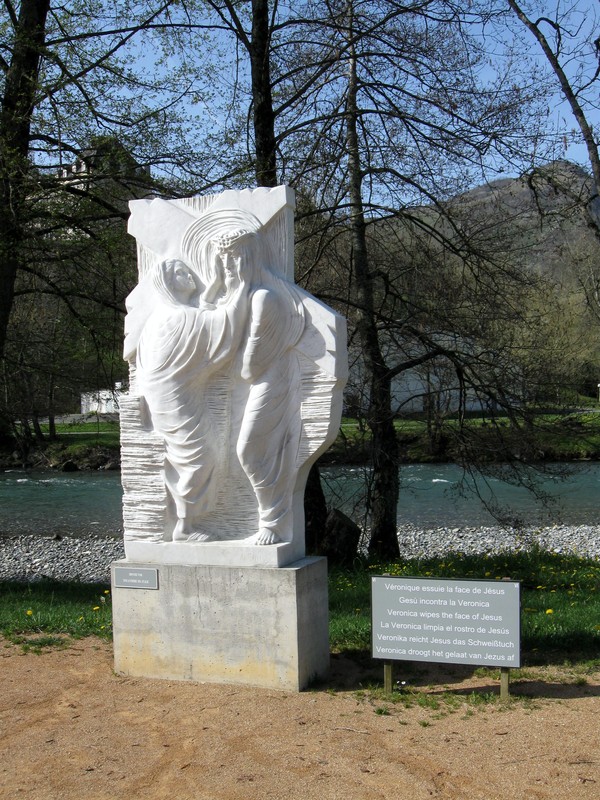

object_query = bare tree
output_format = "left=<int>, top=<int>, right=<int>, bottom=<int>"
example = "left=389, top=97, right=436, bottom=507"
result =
left=506, top=1, right=600, bottom=324
left=278, top=0, right=544, bottom=557
left=193, top=1, right=560, bottom=558
left=0, top=0, right=227, bottom=443
left=0, top=0, right=212, bottom=364
left=507, top=0, right=599, bottom=195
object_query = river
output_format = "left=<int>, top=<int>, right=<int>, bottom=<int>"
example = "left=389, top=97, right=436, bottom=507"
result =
left=1, top=462, right=599, bottom=538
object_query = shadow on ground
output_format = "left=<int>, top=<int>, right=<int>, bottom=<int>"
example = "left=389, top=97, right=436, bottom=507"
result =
left=327, top=650, right=600, bottom=700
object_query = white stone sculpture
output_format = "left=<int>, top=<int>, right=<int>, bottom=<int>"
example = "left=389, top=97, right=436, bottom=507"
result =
left=121, top=186, right=347, bottom=567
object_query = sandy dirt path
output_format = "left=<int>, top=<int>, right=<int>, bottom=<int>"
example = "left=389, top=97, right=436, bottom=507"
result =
left=1, top=637, right=599, bottom=800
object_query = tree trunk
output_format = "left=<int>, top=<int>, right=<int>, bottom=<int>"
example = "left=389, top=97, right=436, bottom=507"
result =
left=32, top=413, right=45, bottom=443
left=0, top=0, right=51, bottom=361
left=345, top=22, right=399, bottom=561
left=249, top=0, right=328, bottom=546
left=250, top=0, right=277, bottom=187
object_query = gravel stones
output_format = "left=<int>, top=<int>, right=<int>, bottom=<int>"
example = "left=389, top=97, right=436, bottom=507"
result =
left=1, top=523, right=598, bottom=583
left=395, top=523, right=600, bottom=560
left=0, top=535, right=124, bottom=583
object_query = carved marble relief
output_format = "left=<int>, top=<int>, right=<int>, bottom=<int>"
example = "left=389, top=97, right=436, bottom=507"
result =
left=121, top=187, right=347, bottom=559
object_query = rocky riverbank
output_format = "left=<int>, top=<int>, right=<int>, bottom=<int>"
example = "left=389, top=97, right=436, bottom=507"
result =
left=395, top=523, right=600, bottom=561
left=1, top=523, right=599, bottom=583
left=0, top=535, right=125, bottom=583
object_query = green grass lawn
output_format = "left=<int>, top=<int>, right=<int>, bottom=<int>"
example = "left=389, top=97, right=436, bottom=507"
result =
left=327, top=410, right=600, bottom=464
left=329, top=549, right=600, bottom=667
left=0, top=581, right=112, bottom=652
left=40, top=419, right=120, bottom=448
left=30, top=419, right=121, bottom=467
left=24, top=408, right=600, bottom=465
left=2, top=549, right=599, bottom=668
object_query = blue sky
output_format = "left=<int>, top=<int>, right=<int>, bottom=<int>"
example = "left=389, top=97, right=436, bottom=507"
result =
left=504, top=0, right=599, bottom=171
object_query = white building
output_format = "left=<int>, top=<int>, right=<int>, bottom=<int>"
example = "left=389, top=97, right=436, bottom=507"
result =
left=80, top=383, right=123, bottom=414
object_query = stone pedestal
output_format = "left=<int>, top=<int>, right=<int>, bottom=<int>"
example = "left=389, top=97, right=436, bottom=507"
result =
left=111, top=556, right=329, bottom=691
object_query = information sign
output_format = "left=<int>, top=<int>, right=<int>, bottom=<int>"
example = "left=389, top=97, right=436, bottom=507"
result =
left=372, top=576, right=520, bottom=667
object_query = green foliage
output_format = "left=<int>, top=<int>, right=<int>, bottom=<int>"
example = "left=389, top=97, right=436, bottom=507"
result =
left=10, top=411, right=600, bottom=468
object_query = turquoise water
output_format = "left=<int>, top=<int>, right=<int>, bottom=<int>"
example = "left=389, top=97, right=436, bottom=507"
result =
left=322, top=463, right=600, bottom=529
left=0, top=470, right=124, bottom=538
left=1, top=463, right=599, bottom=538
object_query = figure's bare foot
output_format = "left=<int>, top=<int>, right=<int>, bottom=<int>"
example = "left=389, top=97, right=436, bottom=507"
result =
left=246, top=528, right=281, bottom=546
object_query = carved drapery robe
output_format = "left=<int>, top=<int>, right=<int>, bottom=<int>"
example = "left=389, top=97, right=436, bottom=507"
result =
left=137, top=291, right=245, bottom=524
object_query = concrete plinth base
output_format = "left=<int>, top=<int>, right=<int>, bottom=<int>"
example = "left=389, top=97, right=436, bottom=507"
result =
left=111, top=557, right=329, bottom=692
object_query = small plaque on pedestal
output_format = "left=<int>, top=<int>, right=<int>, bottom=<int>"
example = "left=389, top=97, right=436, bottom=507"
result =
left=113, top=566, right=159, bottom=590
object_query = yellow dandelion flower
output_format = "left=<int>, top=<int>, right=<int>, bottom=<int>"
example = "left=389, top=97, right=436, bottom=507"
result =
left=92, top=606, right=100, bottom=611
left=26, top=609, right=33, bottom=616
left=546, top=609, right=554, bottom=615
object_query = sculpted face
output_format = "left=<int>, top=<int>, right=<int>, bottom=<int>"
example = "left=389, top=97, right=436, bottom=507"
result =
left=213, top=229, right=255, bottom=286
left=217, top=245, right=243, bottom=285
left=169, top=261, right=197, bottom=301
